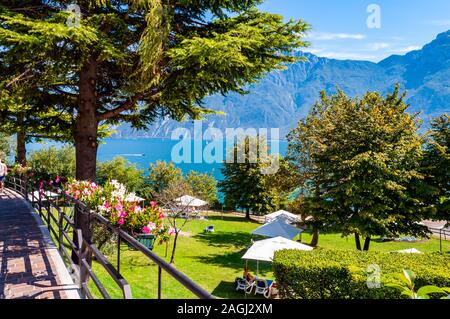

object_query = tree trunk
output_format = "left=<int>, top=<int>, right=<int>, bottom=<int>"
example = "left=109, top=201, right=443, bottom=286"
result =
left=75, top=58, right=98, bottom=182
left=245, top=208, right=250, bottom=220
left=72, top=58, right=98, bottom=265
left=310, top=227, right=319, bottom=247
left=16, top=129, right=26, bottom=166
left=355, top=233, right=362, bottom=251
left=170, top=232, right=180, bottom=264
left=363, top=236, right=371, bottom=251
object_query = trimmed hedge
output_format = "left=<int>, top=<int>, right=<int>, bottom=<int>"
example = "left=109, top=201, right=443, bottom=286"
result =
left=273, top=249, right=450, bottom=299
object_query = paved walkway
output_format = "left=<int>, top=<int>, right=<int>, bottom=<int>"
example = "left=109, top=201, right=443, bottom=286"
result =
left=0, top=188, right=79, bottom=299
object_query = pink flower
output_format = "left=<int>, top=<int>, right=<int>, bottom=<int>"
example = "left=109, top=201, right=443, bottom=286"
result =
left=147, top=222, right=156, bottom=231
left=135, top=206, right=143, bottom=213
left=39, top=181, right=45, bottom=189
left=168, top=227, right=176, bottom=236
left=115, top=203, right=123, bottom=212
left=55, top=176, right=61, bottom=183
left=159, top=212, right=166, bottom=219
left=150, top=201, right=157, bottom=208
left=118, top=217, right=125, bottom=226
left=103, top=201, right=111, bottom=209
left=142, top=226, right=151, bottom=234
left=119, top=211, right=127, bottom=218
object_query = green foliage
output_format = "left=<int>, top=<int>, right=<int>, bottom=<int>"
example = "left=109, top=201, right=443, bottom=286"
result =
left=0, top=133, right=13, bottom=162
left=185, top=171, right=218, bottom=206
left=287, top=86, right=429, bottom=248
left=386, top=269, right=450, bottom=299
left=219, top=136, right=292, bottom=216
left=96, top=157, right=144, bottom=193
left=273, top=249, right=450, bottom=299
left=143, top=161, right=183, bottom=198
left=422, top=114, right=450, bottom=222
left=0, top=1, right=310, bottom=178
left=28, top=145, right=75, bottom=182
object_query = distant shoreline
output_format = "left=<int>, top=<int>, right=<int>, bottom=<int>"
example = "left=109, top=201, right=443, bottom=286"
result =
left=108, top=136, right=290, bottom=142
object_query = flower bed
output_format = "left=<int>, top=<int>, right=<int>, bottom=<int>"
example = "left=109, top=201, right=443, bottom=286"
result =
left=65, top=179, right=173, bottom=245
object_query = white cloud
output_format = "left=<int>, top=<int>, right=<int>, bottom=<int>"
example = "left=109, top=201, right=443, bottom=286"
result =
left=366, top=42, right=391, bottom=51
left=307, top=32, right=366, bottom=41
left=425, top=19, right=450, bottom=26
left=389, top=45, right=421, bottom=54
left=304, top=48, right=323, bottom=55
left=316, top=51, right=379, bottom=61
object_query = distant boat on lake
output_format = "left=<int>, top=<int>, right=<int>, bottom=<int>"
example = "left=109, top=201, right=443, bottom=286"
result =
left=120, top=153, right=145, bottom=157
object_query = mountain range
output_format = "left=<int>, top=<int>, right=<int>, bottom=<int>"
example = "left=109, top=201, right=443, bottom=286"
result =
left=113, top=30, right=450, bottom=139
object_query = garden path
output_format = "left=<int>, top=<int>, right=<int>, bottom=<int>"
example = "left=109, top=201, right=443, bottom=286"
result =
left=0, top=188, right=79, bottom=299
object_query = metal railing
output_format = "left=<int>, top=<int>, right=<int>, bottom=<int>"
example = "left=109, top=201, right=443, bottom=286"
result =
left=5, top=176, right=214, bottom=299
left=428, top=226, right=450, bottom=254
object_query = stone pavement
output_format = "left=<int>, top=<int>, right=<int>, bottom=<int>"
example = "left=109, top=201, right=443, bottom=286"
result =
left=0, top=188, right=79, bottom=299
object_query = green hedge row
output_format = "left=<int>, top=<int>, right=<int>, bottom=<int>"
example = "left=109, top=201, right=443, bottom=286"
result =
left=272, top=249, right=450, bottom=299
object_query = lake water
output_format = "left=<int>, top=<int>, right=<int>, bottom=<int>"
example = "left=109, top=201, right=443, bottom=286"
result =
left=29, top=138, right=288, bottom=181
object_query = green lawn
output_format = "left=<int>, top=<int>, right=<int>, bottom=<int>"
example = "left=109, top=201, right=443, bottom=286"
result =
left=88, top=212, right=449, bottom=299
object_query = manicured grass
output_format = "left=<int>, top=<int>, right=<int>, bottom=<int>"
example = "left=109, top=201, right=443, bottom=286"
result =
left=89, top=212, right=449, bottom=299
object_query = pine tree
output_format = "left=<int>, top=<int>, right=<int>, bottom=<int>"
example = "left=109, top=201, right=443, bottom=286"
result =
left=0, top=79, right=73, bottom=165
left=0, top=1, right=310, bottom=249
left=423, top=114, right=450, bottom=223
left=0, top=0, right=309, bottom=180
left=219, top=136, right=288, bottom=219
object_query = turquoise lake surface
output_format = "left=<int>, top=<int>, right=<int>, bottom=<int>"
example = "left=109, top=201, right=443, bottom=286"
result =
left=29, top=138, right=288, bottom=181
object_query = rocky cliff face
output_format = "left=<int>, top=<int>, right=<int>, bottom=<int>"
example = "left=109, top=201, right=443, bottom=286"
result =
left=114, top=30, right=450, bottom=138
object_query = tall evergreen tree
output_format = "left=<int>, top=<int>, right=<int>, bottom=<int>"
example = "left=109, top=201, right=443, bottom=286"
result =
left=0, top=0, right=309, bottom=180
left=0, top=1, right=310, bottom=248
left=423, top=114, right=450, bottom=223
left=219, top=136, right=289, bottom=219
left=287, top=87, right=429, bottom=250
left=0, top=81, right=73, bottom=165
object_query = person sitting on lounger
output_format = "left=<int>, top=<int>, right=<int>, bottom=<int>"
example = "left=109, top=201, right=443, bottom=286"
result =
left=243, top=266, right=255, bottom=283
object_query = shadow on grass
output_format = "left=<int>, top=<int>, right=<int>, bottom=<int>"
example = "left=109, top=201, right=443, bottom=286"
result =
left=192, top=249, right=273, bottom=276
left=205, top=215, right=261, bottom=224
left=193, top=231, right=252, bottom=248
left=211, top=281, right=265, bottom=299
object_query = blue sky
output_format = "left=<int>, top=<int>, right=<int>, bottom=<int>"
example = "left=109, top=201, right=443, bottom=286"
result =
left=259, top=0, right=450, bottom=62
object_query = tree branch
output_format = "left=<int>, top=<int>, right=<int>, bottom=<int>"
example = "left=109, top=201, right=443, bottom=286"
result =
left=96, top=94, right=143, bottom=121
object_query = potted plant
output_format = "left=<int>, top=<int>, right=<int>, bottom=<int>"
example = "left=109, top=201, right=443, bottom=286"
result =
left=67, top=179, right=172, bottom=251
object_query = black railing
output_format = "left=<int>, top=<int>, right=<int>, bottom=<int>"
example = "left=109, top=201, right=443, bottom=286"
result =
left=5, top=176, right=214, bottom=299
left=428, top=226, right=450, bottom=254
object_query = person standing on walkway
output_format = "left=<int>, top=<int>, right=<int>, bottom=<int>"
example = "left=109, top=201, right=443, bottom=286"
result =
left=0, top=158, right=7, bottom=193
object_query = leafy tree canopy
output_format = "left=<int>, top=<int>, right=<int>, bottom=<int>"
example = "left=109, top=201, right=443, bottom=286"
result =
left=185, top=170, right=218, bottom=206
left=219, top=136, right=292, bottom=218
left=96, top=156, right=145, bottom=193
left=287, top=86, right=429, bottom=250
left=422, top=114, right=450, bottom=223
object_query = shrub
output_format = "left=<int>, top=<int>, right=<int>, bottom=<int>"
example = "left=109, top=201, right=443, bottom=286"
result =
left=28, top=145, right=75, bottom=182
left=96, top=157, right=144, bottom=193
left=185, top=171, right=218, bottom=206
left=273, top=249, right=450, bottom=299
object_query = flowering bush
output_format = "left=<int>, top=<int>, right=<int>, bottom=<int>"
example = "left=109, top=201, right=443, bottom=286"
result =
left=65, top=179, right=102, bottom=208
left=66, top=179, right=172, bottom=242
left=10, top=164, right=32, bottom=177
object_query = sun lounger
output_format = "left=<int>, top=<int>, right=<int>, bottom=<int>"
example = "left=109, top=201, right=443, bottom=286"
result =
left=235, top=277, right=256, bottom=293
left=254, top=279, right=274, bottom=298
left=204, top=225, right=215, bottom=233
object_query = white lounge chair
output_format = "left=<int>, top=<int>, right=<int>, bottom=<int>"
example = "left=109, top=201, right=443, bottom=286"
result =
left=254, top=279, right=274, bottom=298
left=204, top=225, right=215, bottom=233
left=235, top=277, right=256, bottom=293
